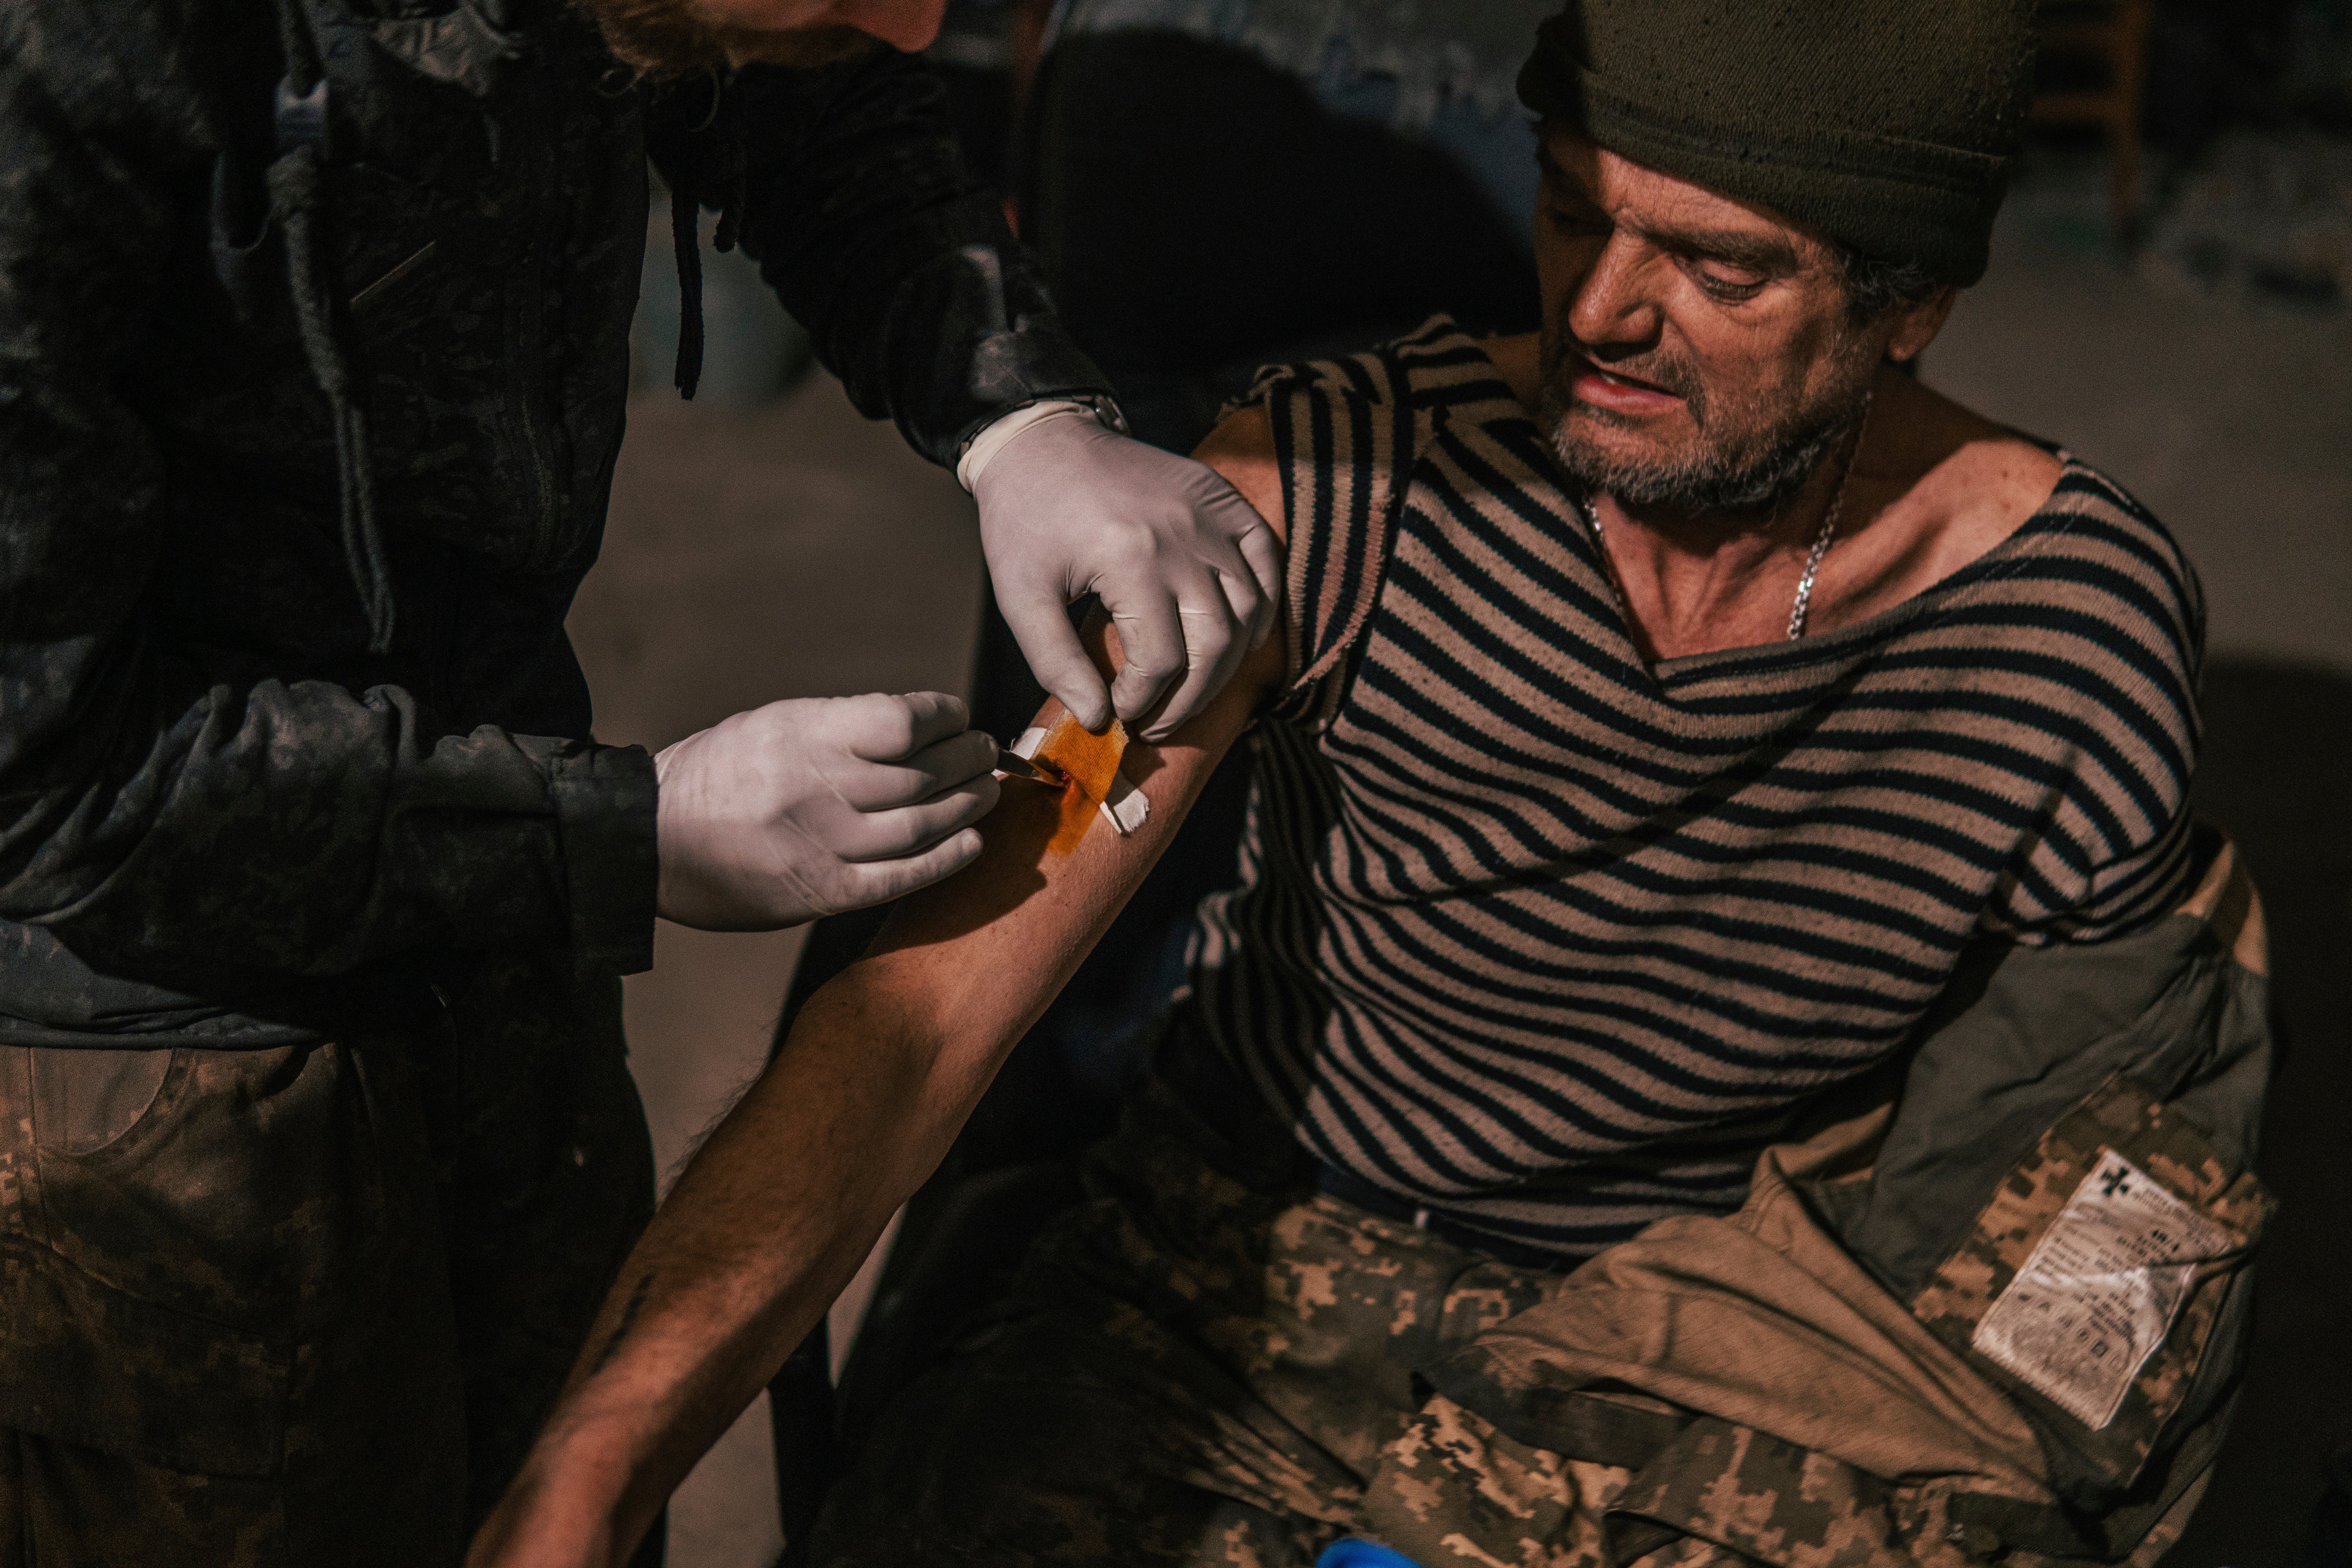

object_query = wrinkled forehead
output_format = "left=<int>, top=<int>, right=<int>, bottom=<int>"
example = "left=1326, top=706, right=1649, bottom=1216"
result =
left=1535, top=122, right=1837, bottom=276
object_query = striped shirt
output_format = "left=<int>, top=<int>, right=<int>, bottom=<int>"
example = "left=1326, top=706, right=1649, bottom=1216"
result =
left=1178, top=319, right=2202, bottom=1259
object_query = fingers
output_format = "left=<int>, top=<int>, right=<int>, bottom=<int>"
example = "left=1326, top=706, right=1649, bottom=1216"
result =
left=974, top=426, right=1284, bottom=735
left=829, top=727, right=998, bottom=811
left=658, top=694, right=1000, bottom=930
left=1232, top=514, right=1285, bottom=652
left=879, top=772, right=1000, bottom=857
left=1103, top=581, right=1192, bottom=730
left=835, top=690, right=972, bottom=762
left=1109, top=475, right=1278, bottom=735
left=1186, top=472, right=1279, bottom=653
left=999, top=583, right=1114, bottom=733
left=1128, top=584, right=1248, bottom=742
left=836, top=825, right=987, bottom=907
left=841, top=772, right=1000, bottom=861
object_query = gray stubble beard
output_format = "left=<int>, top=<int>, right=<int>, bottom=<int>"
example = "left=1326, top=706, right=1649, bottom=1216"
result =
left=1538, top=333, right=1874, bottom=516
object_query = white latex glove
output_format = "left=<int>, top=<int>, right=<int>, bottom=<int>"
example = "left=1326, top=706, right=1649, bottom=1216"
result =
left=971, top=410, right=1282, bottom=741
left=652, top=692, right=999, bottom=931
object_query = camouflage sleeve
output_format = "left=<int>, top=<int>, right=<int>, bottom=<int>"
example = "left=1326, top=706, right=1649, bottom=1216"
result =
left=0, top=10, right=657, bottom=984
left=655, top=47, right=1115, bottom=466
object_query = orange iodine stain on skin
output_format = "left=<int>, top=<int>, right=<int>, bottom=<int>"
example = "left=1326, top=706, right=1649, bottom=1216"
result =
left=1033, top=710, right=1129, bottom=858
left=1041, top=779, right=1096, bottom=858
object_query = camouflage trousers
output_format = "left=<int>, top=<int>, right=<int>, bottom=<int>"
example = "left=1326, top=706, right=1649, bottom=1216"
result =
left=0, top=952, right=656, bottom=1567
left=806, top=1067, right=1733, bottom=1568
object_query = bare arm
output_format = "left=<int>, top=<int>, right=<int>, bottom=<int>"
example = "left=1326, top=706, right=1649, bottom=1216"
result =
left=466, top=409, right=1284, bottom=1568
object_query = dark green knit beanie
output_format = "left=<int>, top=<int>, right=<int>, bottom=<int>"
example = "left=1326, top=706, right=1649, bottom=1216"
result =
left=1517, top=0, right=2039, bottom=285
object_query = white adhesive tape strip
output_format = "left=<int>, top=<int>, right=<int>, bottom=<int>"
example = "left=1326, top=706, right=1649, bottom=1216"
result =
left=1098, top=770, right=1150, bottom=837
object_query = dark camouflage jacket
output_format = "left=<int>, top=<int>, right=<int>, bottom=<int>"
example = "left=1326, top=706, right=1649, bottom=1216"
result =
left=0, top=0, right=1109, bottom=1047
left=1367, top=828, right=2276, bottom=1568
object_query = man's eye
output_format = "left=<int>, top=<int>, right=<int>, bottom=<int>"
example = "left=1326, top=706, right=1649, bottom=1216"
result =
left=1691, top=262, right=1765, bottom=298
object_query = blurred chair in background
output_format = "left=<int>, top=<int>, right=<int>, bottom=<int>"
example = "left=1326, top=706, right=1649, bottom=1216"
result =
left=2033, top=0, right=2156, bottom=238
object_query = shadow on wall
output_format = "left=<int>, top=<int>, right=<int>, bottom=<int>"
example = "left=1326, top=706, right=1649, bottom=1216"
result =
left=1020, top=29, right=1540, bottom=449
left=2173, top=658, right=2352, bottom=1568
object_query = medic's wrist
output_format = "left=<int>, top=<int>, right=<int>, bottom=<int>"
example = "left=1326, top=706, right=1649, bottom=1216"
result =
left=955, top=394, right=1127, bottom=492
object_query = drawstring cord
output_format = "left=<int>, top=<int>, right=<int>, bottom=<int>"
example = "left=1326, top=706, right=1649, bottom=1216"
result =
left=668, top=70, right=744, bottom=402
left=269, top=0, right=397, bottom=653
left=260, top=2, right=743, bottom=629
left=669, top=168, right=704, bottom=398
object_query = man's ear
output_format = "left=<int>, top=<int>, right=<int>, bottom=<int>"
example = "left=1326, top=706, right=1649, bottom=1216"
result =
left=1886, top=285, right=1958, bottom=364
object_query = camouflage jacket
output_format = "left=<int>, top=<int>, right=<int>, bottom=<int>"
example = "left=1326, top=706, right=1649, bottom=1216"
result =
left=1365, top=828, right=2276, bottom=1568
left=0, top=0, right=1109, bottom=1047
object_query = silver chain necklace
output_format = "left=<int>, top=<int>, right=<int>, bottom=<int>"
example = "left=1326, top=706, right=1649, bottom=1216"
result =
left=1579, top=395, right=1872, bottom=643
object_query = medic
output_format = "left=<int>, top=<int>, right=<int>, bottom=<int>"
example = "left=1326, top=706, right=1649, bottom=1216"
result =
left=0, top=0, right=1275, bottom=1559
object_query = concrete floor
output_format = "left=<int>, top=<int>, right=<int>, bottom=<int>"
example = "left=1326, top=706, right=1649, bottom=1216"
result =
left=566, top=176, right=2352, bottom=1566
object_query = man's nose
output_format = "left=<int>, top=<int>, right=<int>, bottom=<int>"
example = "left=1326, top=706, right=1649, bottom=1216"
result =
left=827, top=0, right=947, bottom=52
left=1563, top=231, right=1662, bottom=355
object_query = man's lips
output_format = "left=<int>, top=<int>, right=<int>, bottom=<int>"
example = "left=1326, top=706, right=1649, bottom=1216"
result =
left=1564, top=351, right=1685, bottom=417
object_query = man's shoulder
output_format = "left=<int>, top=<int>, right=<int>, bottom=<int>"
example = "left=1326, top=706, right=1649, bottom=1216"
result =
left=2011, top=452, right=2203, bottom=642
left=1911, top=449, right=2206, bottom=759
left=1871, top=377, right=2201, bottom=670
left=1194, top=405, right=1285, bottom=544
left=1889, top=375, right=2184, bottom=573
left=1238, top=316, right=1523, bottom=418
left=1203, top=318, right=1523, bottom=535
left=2028, top=451, right=2189, bottom=562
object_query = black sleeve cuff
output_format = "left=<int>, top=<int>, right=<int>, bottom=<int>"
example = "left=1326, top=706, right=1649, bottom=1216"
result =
left=947, top=318, right=1122, bottom=464
left=537, top=739, right=660, bottom=977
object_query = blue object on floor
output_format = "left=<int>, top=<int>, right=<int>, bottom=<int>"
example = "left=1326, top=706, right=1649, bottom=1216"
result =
left=1316, top=1541, right=1423, bottom=1568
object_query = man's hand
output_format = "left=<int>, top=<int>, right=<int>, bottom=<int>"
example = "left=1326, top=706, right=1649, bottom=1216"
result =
left=653, top=692, right=999, bottom=930
left=974, top=412, right=1282, bottom=740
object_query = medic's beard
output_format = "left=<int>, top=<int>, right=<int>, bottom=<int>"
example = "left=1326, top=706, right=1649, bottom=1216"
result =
left=1537, top=326, right=1872, bottom=515
left=572, top=0, right=871, bottom=78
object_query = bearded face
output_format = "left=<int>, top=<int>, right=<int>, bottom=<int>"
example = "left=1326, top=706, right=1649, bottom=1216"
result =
left=1531, top=127, right=1893, bottom=517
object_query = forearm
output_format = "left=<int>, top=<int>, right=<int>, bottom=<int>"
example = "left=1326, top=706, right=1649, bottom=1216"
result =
left=481, top=726, right=1258, bottom=1564
left=495, top=963, right=1008, bottom=1556
left=1, top=666, right=656, bottom=980
left=474, top=753, right=1146, bottom=1563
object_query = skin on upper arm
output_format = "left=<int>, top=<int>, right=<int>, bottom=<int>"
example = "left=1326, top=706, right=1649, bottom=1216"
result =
left=1192, top=403, right=1283, bottom=531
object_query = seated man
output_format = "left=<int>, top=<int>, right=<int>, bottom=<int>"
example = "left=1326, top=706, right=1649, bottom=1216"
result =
left=474, top=2, right=2272, bottom=1564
